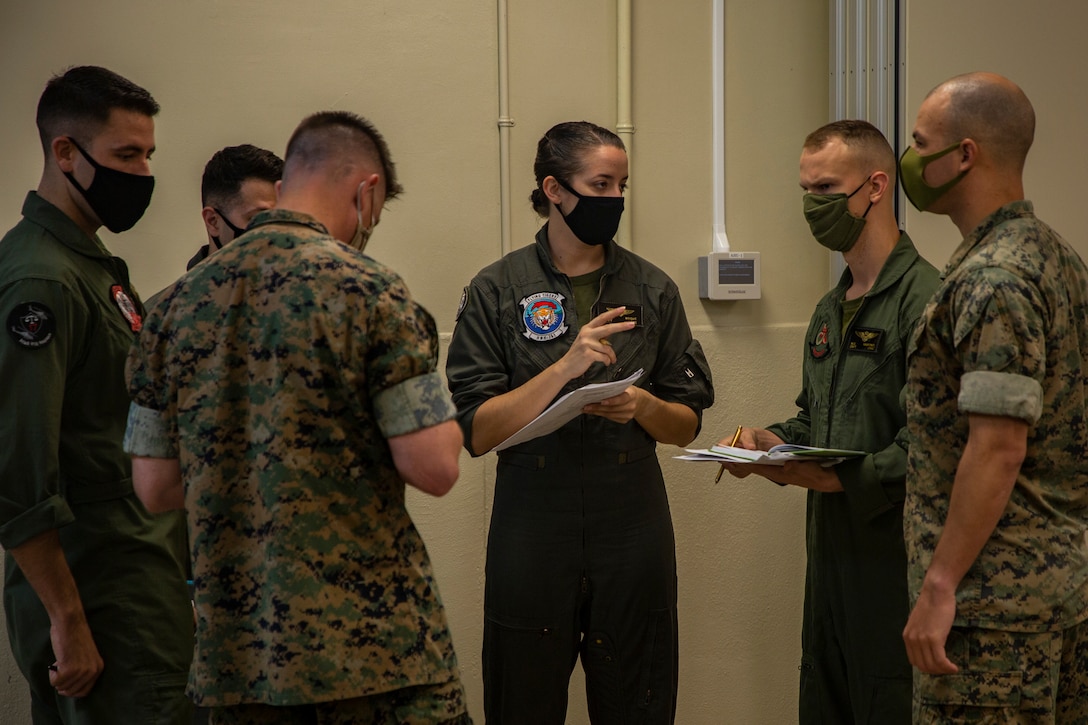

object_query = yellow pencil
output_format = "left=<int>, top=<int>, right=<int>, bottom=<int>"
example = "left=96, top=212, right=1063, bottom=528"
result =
left=715, top=425, right=743, bottom=483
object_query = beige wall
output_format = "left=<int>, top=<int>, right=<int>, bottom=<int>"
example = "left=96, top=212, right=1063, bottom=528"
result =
left=2, top=2, right=1085, bottom=724
left=0, top=6, right=814, bottom=723
left=902, top=0, right=1088, bottom=266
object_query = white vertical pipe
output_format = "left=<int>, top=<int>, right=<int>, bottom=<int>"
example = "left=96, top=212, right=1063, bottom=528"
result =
left=497, top=0, right=514, bottom=256
left=616, top=0, right=634, bottom=249
left=711, top=0, right=729, bottom=253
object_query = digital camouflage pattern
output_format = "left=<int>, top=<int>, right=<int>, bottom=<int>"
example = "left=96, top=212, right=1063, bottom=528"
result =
left=126, top=209, right=465, bottom=709
left=912, top=621, right=1088, bottom=724
left=905, top=201, right=1088, bottom=631
left=209, top=679, right=472, bottom=724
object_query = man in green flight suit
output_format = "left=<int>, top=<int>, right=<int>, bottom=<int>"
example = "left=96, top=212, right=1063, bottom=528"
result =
left=720, top=120, right=939, bottom=724
left=0, top=66, right=193, bottom=723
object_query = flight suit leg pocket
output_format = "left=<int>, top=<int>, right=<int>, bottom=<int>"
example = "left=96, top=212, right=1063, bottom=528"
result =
left=483, top=611, right=572, bottom=723
left=635, top=607, right=676, bottom=721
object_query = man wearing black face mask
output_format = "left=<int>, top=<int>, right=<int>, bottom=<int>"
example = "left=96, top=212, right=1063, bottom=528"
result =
left=0, top=66, right=193, bottom=723
left=718, top=120, right=938, bottom=725
left=187, top=144, right=282, bottom=270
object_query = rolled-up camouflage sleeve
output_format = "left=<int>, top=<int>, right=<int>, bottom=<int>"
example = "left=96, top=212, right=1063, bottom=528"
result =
left=365, top=275, right=454, bottom=439
left=954, top=271, right=1046, bottom=424
left=123, top=402, right=179, bottom=458
left=374, top=372, right=457, bottom=438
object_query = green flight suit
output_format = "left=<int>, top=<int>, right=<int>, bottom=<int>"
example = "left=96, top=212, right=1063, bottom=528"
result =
left=0, top=192, right=193, bottom=724
left=767, top=232, right=938, bottom=725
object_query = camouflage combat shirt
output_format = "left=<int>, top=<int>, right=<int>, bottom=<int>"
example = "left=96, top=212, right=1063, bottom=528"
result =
left=905, top=201, right=1088, bottom=631
left=126, top=209, right=462, bottom=706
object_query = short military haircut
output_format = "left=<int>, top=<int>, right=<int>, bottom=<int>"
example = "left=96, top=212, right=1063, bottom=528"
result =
left=201, top=144, right=284, bottom=208
left=929, top=72, right=1035, bottom=170
left=35, top=65, right=159, bottom=156
left=284, top=111, right=403, bottom=199
left=803, top=119, right=896, bottom=176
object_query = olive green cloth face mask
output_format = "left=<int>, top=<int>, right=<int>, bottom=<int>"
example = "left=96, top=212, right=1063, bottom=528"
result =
left=899, top=142, right=967, bottom=211
left=802, top=177, right=873, bottom=253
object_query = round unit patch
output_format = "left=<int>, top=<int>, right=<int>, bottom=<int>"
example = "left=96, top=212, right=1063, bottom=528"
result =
left=520, top=292, right=568, bottom=342
left=7, top=301, right=56, bottom=349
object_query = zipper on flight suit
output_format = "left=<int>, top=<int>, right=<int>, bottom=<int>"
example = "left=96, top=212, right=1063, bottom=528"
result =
left=823, top=296, right=867, bottom=447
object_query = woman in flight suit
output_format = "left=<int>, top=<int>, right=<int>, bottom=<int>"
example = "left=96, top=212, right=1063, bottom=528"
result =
left=446, top=121, right=713, bottom=724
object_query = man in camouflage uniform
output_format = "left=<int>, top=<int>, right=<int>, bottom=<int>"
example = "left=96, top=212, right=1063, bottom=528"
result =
left=125, top=111, right=471, bottom=724
left=901, top=72, right=1088, bottom=723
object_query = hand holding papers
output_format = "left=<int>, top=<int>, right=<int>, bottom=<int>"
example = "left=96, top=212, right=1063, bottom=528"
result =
left=494, top=369, right=645, bottom=452
left=679, top=443, right=866, bottom=467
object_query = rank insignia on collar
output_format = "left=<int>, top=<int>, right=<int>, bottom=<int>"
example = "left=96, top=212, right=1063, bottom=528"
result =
left=810, top=322, right=830, bottom=359
left=111, top=285, right=142, bottom=333
left=7, top=301, right=56, bottom=349
left=520, top=291, right=568, bottom=341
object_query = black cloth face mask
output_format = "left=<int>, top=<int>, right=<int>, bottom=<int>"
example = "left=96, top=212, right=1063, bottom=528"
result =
left=211, top=208, right=248, bottom=249
left=556, top=178, right=624, bottom=246
left=64, top=138, right=155, bottom=233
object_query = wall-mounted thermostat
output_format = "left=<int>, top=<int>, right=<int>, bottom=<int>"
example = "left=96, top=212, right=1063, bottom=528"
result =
left=699, top=251, right=761, bottom=300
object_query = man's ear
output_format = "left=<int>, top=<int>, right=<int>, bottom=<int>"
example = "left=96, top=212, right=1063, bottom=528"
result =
left=51, top=136, right=77, bottom=173
left=958, top=139, right=978, bottom=171
left=201, top=206, right=220, bottom=238
left=868, top=170, right=892, bottom=203
left=359, top=172, right=381, bottom=224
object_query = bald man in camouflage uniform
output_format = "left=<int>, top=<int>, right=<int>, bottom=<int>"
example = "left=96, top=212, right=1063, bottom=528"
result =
left=900, top=73, right=1088, bottom=723
left=125, top=111, right=470, bottom=724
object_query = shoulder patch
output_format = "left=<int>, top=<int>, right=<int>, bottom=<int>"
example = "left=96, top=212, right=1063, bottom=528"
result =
left=7, top=301, right=56, bottom=349
left=456, top=286, right=469, bottom=322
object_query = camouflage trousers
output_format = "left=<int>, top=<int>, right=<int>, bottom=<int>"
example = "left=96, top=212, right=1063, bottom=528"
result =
left=913, top=619, right=1088, bottom=724
left=208, top=679, right=471, bottom=725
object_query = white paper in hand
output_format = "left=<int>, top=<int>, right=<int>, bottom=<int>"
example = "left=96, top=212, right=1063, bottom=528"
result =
left=494, top=369, right=644, bottom=451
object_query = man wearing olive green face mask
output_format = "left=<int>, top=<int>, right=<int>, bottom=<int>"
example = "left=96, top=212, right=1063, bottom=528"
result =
left=719, top=120, right=939, bottom=725
left=902, top=72, right=1088, bottom=724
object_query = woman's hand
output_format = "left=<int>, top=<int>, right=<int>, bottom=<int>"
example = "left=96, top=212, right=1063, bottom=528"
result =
left=555, top=305, right=636, bottom=380
left=583, top=386, right=643, bottom=424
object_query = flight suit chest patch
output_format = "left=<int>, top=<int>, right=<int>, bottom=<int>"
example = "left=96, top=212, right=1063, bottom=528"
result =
left=847, top=326, right=884, bottom=354
left=520, top=291, right=568, bottom=341
left=111, top=285, right=142, bottom=333
left=810, top=322, right=830, bottom=359
left=591, top=301, right=643, bottom=327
